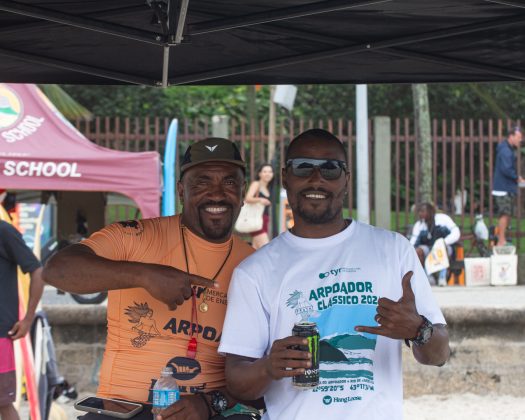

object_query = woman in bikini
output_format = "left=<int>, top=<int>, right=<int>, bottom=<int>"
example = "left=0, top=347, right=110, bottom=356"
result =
left=245, top=163, right=274, bottom=249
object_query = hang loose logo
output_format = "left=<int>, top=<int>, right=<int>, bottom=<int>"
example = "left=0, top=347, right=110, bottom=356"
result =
left=205, top=145, right=218, bottom=152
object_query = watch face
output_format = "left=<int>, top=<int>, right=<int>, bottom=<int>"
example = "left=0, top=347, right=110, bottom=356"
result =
left=421, top=325, right=433, bottom=342
left=415, top=317, right=433, bottom=345
left=211, top=392, right=228, bottom=413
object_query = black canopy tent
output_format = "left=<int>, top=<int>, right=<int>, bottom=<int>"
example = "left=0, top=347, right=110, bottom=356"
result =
left=1, top=0, right=525, bottom=87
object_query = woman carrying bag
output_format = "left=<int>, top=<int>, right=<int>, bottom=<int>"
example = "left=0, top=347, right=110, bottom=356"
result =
left=244, top=163, right=274, bottom=249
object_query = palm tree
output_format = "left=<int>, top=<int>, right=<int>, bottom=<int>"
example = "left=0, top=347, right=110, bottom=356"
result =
left=38, top=84, right=92, bottom=120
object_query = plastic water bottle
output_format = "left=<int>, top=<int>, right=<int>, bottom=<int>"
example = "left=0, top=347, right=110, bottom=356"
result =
left=152, top=367, right=179, bottom=418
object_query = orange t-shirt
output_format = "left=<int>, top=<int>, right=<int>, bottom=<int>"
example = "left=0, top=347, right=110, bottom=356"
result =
left=81, top=215, right=254, bottom=403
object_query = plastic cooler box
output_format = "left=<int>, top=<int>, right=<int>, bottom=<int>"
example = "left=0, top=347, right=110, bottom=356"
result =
left=490, top=246, right=517, bottom=286
left=464, top=258, right=491, bottom=287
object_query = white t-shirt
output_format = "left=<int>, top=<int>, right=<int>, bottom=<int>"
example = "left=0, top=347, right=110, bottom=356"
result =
left=409, top=213, right=460, bottom=247
left=219, top=220, right=445, bottom=420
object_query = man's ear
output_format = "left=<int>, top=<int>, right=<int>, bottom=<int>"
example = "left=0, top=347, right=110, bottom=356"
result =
left=281, top=167, right=287, bottom=190
left=176, top=180, right=184, bottom=205
left=242, top=181, right=247, bottom=201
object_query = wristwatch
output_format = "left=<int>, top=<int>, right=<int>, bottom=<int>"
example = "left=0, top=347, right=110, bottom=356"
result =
left=405, top=315, right=433, bottom=347
left=209, top=391, right=228, bottom=414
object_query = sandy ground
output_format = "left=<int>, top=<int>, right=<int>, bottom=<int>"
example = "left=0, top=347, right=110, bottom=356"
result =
left=404, top=393, right=525, bottom=420
left=19, top=392, right=525, bottom=419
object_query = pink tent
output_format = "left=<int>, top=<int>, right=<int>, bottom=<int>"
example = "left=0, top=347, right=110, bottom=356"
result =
left=0, top=84, right=161, bottom=218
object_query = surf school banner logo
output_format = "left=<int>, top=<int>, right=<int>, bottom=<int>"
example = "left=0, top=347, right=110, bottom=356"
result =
left=0, top=85, right=23, bottom=130
left=0, top=84, right=45, bottom=143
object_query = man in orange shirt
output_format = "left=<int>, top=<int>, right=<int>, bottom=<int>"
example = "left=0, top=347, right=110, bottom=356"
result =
left=43, top=138, right=257, bottom=419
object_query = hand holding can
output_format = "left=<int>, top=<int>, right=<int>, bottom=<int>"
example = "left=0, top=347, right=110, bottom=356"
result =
left=264, top=336, right=312, bottom=380
left=291, top=322, right=320, bottom=389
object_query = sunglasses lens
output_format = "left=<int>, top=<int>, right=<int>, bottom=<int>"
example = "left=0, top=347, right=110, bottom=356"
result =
left=288, top=159, right=345, bottom=180
left=319, top=161, right=342, bottom=180
left=293, top=162, right=315, bottom=178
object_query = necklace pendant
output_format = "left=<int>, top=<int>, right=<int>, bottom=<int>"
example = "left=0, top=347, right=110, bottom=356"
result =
left=199, top=302, right=209, bottom=313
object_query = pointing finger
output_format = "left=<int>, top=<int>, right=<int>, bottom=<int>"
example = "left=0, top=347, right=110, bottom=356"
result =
left=190, top=274, right=218, bottom=289
left=354, top=325, right=387, bottom=336
left=401, top=271, right=415, bottom=301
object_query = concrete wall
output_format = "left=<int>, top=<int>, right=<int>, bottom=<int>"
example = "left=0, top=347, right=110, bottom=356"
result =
left=518, top=255, right=525, bottom=285
left=44, top=305, right=525, bottom=397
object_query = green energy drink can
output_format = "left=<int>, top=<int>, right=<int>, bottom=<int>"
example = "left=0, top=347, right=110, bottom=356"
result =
left=292, top=322, right=320, bottom=389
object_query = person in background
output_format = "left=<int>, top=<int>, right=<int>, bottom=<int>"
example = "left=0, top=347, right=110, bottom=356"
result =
left=410, top=202, right=461, bottom=286
left=0, top=219, right=44, bottom=420
left=492, top=126, right=524, bottom=246
left=244, top=163, right=274, bottom=249
left=219, top=129, right=449, bottom=420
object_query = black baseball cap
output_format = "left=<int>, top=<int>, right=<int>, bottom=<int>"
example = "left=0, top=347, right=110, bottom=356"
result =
left=180, top=137, right=246, bottom=176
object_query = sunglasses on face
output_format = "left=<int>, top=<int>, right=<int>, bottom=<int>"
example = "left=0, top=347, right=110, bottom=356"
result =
left=286, top=158, right=348, bottom=180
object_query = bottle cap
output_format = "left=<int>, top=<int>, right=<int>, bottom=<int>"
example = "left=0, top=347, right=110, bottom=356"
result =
left=161, top=367, right=174, bottom=376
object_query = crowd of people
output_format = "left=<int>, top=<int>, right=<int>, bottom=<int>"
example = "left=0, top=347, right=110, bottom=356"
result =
left=3, top=124, right=521, bottom=419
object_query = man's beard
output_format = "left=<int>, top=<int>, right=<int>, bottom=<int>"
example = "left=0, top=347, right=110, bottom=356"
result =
left=295, top=193, right=342, bottom=225
left=198, top=206, right=234, bottom=240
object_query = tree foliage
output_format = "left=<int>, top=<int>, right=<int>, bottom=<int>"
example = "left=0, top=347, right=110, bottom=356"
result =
left=62, top=82, right=525, bottom=121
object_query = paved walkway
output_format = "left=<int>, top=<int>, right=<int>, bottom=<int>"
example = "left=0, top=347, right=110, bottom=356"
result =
left=20, top=392, right=525, bottom=420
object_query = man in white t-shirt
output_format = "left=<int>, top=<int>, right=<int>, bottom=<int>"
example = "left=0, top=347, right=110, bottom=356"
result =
left=409, top=202, right=461, bottom=286
left=219, top=129, right=450, bottom=420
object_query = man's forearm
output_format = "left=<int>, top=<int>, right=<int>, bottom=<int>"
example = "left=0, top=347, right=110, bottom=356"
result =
left=412, top=324, right=450, bottom=366
left=226, top=356, right=272, bottom=401
left=25, top=267, right=44, bottom=319
left=43, top=244, right=145, bottom=294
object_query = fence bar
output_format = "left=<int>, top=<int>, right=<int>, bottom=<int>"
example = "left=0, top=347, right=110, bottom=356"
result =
left=394, top=118, right=400, bottom=231
left=404, top=118, right=410, bottom=224
left=488, top=119, right=494, bottom=225
left=432, top=119, right=437, bottom=206
left=451, top=120, right=457, bottom=218
left=441, top=120, right=447, bottom=211
left=469, top=119, right=475, bottom=222
left=479, top=120, right=485, bottom=219
left=460, top=120, right=466, bottom=228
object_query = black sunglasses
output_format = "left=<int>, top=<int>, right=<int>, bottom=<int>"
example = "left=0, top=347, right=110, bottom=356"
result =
left=286, top=158, right=348, bottom=180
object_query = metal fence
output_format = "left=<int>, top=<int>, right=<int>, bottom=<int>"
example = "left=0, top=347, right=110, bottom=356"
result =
left=75, top=117, right=525, bottom=248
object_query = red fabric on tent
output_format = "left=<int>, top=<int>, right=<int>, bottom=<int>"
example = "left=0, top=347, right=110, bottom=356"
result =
left=0, top=84, right=160, bottom=218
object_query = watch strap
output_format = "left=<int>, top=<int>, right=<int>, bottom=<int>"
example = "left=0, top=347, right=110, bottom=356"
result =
left=406, top=315, right=433, bottom=347
left=197, top=393, right=212, bottom=418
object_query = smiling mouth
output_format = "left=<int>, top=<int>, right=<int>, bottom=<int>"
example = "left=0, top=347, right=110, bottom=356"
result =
left=202, top=205, right=229, bottom=214
left=303, top=192, right=328, bottom=200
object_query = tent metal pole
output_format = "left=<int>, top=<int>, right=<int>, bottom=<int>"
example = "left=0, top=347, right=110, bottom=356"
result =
left=484, top=0, right=525, bottom=8
left=0, top=5, right=148, bottom=37
left=162, top=47, right=170, bottom=87
left=377, top=49, right=525, bottom=81
left=189, top=8, right=347, bottom=45
left=188, top=0, right=391, bottom=35
left=0, top=47, right=155, bottom=86
left=173, top=0, right=190, bottom=44
left=170, top=13, right=525, bottom=84
left=0, top=0, right=164, bottom=46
